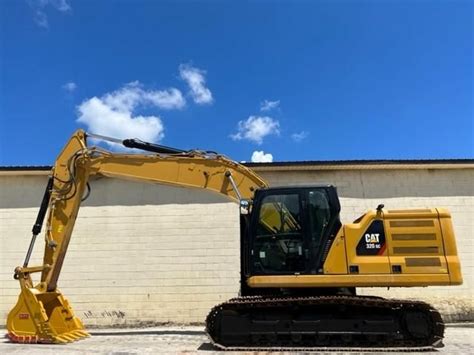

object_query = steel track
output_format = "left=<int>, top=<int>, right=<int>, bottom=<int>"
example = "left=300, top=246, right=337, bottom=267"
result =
left=205, top=295, right=444, bottom=351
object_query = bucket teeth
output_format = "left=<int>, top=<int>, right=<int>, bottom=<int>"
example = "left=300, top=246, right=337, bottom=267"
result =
left=62, top=334, right=77, bottom=342
left=7, top=329, right=90, bottom=344
left=51, top=331, right=89, bottom=344
left=54, top=336, right=72, bottom=343
left=74, top=330, right=90, bottom=337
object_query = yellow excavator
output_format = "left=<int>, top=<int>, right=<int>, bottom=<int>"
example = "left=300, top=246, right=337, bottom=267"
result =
left=7, top=130, right=462, bottom=350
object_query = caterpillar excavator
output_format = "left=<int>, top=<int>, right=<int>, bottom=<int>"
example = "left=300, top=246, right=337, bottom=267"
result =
left=6, top=130, right=462, bottom=350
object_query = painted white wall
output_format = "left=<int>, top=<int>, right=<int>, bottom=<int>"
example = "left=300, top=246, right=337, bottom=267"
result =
left=0, top=167, right=472, bottom=326
left=0, top=176, right=240, bottom=326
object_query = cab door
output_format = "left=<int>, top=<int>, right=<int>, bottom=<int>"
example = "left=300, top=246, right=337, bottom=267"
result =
left=249, top=189, right=309, bottom=275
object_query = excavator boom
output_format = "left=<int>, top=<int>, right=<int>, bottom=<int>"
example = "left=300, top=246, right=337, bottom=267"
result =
left=7, top=129, right=267, bottom=343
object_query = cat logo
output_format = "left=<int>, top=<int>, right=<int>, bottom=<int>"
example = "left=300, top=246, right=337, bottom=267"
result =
left=356, top=220, right=386, bottom=256
left=365, top=233, right=380, bottom=243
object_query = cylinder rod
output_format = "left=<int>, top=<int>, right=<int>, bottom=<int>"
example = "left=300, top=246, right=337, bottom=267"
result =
left=86, top=132, right=186, bottom=154
left=225, top=171, right=242, bottom=201
left=23, top=176, right=53, bottom=268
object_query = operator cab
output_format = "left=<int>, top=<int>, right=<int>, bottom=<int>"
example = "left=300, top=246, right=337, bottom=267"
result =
left=247, top=186, right=341, bottom=276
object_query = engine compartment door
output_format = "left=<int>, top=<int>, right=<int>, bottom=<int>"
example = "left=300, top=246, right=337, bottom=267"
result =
left=383, top=209, right=448, bottom=274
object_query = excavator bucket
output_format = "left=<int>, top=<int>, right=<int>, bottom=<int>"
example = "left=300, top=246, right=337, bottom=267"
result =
left=7, top=287, right=88, bottom=344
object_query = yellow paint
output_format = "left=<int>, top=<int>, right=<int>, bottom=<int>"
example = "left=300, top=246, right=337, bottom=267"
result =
left=323, top=230, right=347, bottom=274
left=7, top=271, right=88, bottom=343
left=247, top=273, right=453, bottom=288
left=344, top=211, right=391, bottom=274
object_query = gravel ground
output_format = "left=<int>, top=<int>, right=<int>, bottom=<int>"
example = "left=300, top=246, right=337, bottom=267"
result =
left=1, top=325, right=473, bottom=354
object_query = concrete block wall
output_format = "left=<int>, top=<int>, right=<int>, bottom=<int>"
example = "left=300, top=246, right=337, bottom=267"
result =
left=0, top=166, right=472, bottom=326
left=0, top=176, right=241, bottom=327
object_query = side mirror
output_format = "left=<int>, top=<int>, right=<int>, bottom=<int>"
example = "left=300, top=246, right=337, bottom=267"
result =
left=240, top=200, right=250, bottom=215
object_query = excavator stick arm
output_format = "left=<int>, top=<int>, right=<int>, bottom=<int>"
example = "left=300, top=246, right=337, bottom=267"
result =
left=7, top=129, right=268, bottom=344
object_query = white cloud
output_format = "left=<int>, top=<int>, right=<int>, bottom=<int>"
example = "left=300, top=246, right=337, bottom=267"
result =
left=77, top=97, right=164, bottom=144
left=231, top=116, right=280, bottom=145
left=251, top=151, right=273, bottom=163
left=179, top=64, right=213, bottom=104
left=62, top=81, right=77, bottom=92
left=101, top=81, right=185, bottom=112
left=76, top=82, right=185, bottom=145
left=34, top=10, right=48, bottom=28
left=143, top=88, right=186, bottom=110
left=29, top=0, right=72, bottom=28
left=260, top=99, right=280, bottom=112
left=53, top=0, right=71, bottom=12
left=291, top=131, right=309, bottom=142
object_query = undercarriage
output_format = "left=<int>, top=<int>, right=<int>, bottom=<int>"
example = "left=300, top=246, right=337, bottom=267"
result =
left=206, top=295, right=444, bottom=351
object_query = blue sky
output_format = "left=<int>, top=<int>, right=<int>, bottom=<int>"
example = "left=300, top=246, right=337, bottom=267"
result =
left=0, top=0, right=472, bottom=165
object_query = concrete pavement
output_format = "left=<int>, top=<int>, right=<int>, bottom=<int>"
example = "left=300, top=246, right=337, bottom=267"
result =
left=1, top=325, right=473, bottom=354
